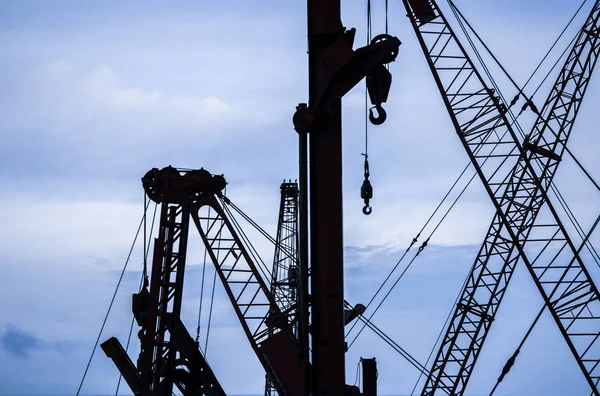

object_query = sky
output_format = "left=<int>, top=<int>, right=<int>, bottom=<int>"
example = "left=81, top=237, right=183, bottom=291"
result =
left=1, top=0, right=600, bottom=395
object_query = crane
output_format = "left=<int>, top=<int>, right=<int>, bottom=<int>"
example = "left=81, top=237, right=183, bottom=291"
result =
left=102, top=166, right=302, bottom=396
left=401, top=0, right=600, bottom=394
left=265, top=182, right=301, bottom=396
left=101, top=167, right=381, bottom=396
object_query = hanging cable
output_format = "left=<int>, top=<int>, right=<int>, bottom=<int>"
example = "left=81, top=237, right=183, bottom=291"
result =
left=410, top=258, right=475, bottom=395
left=448, top=0, right=587, bottom=106
left=225, top=198, right=296, bottom=261
left=346, top=301, right=433, bottom=378
left=115, top=202, right=158, bottom=395
left=361, top=0, right=374, bottom=215
left=352, top=361, right=361, bottom=387
left=346, top=124, right=512, bottom=342
left=196, top=206, right=212, bottom=344
left=142, top=194, right=149, bottom=289
left=349, top=2, right=597, bottom=390
left=221, top=201, right=273, bottom=281
left=347, top=13, right=588, bottom=343
left=204, top=239, right=220, bottom=355
left=77, top=200, right=150, bottom=396
left=448, top=0, right=600, bottom=266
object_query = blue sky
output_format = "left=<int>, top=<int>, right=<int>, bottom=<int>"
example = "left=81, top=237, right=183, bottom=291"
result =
left=1, top=0, right=600, bottom=395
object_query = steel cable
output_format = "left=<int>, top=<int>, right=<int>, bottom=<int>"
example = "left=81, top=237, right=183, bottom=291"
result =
left=76, top=199, right=150, bottom=395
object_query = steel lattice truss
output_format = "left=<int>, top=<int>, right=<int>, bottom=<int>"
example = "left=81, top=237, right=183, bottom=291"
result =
left=191, top=193, right=297, bottom=395
left=140, top=200, right=191, bottom=392
left=266, top=182, right=300, bottom=396
left=271, top=183, right=300, bottom=318
left=402, top=0, right=600, bottom=394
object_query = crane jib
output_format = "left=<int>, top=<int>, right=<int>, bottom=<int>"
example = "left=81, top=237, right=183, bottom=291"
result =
left=402, top=0, right=600, bottom=395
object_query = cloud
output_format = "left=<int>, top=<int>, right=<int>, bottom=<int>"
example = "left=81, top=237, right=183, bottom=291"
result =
left=0, top=325, right=40, bottom=358
left=0, top=324, right=71, bottom=359
left=81, top=64, right=233, bottom=119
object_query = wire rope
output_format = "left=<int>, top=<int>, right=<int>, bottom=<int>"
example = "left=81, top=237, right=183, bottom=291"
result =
left=76, top=199, right=150, bottom=395
left=115, top=202, right=158, bottom=395
left=196, top=206, right=212, bottom=344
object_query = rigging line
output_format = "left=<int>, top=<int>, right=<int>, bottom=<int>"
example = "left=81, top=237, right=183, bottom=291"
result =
left=488, top=305, right=545, bottom=396
left=380, top=4, right=589, bottom=390
left=524, top=0, right=588, bottom=91
left=364, top=0, right=371, bottom=158
left=143, top=193, right=147, bottom=284
left=115, top=316, right=136, bottom=396
left=452, top=0, right=600, bottom=267
left=225, top=198, right=297, bottom=265
left=565, top=145, right=600, bottom=193
left=489, top=210, right=600, bottom=395
left=354, top=314, right=434, bottom=380
left=352, top=361, right=361, bottom=387
left=204, top=253, right=219, bottom=355
left=346, top=100, right=532, bottom=340
left=116, top=202, right=158, bottom=395
left=222, top=201, right=272, bottom=281
left=410, top=257, right=475, bottom=396
left=76, top=199, right=150, bottom=396
left=228, top=202, right=275, bottom=280
left=204, top=188, right=226, bottom=356
left=346, top=125, right=514, bottom=340
left=345, top=300, right=430, bottom=375
left=448, top=0, right=588, bottom=98
left=348, top=123, right=522, bottom=344
left=348, top=164, right=478, bottom=348
left=116, top=273, right=145, bottom=396
left=348, top=247, right=423, bottom=349
left=385, top=0, right=388, bottom=35
left=550, top=183, right=600, bottom=265
left=196, top=205, right=212, bottom=344
left=348, top=0, right=578, bottom=338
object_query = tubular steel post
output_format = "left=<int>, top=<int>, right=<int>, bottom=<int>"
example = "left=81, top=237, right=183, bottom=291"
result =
left=307, top=1, right=346, bottom=395
left=299, top=130, right=310, bottom=396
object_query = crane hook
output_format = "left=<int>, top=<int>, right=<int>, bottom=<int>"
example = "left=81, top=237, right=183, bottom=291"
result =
left=369, top=105, right=387, bottom=125
left=362, top=204, right=372, bottom=215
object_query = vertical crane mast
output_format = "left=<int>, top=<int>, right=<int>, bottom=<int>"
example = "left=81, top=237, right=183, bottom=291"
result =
left=401, top=1, right=600, bottom=394
left=412, top=1, right=600, bottom=395
left=265, top=182, right=300, bottom=396
left=139, top=196, right=191, bottom=393
left=306, top=2, right=347, bottom=394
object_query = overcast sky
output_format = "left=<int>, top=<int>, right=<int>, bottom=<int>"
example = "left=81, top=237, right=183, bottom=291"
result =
left=2, top=1, right=600, bottom=395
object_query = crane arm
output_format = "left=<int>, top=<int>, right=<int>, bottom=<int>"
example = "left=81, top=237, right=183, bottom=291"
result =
left=190, top=191, right=303, bottom=396
left=418, top=2, right=600, bottom=395
left=401, top=1, right=600, bottom=395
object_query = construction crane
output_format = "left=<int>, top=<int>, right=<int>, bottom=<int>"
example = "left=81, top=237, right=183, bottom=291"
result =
left=101, top=166, right=303, bottom=396
left=265, top=181, right=301, bottom=396
left=401, top=0, right=600, bottom=394
left=101, top=166, right=384, bottom=396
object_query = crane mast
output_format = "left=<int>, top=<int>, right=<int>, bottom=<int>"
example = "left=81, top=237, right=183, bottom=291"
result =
left=265, top=182, right=301, bottom=396
left=402, top=0, right=600, bottom=394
